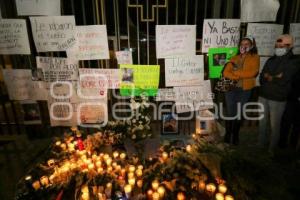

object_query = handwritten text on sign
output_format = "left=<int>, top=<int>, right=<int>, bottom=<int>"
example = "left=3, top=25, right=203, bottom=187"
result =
left=202, top=19, right=240, bottom=53
left=16, top=0, right=61, bottom=16
left=36, top=56, right=79, bottom=82
left=78, top=101, right=107, bottom=125
left=247, top=23, right=283, bottom=56
left=30, top=16, right=76, bottom=52
left=165, top=55, right=204, bottom=86
left=67, top=25, right=110, bottom=60
left=174, top=80, right=214, bottom=113
left=0, top=19, right=31, bottom=54
left=290, top=23, right=300, bottom=55
left=115, top=51, right=133, bottom=64
left=241, top=0, right=280, bottom=22
left=156, top=25, right=196, bottom=58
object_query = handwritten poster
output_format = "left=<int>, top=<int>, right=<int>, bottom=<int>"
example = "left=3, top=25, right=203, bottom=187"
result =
left=208, top=47, right=238, bottom=78
left=290, top=23, right=300, bottom=55
left=174, top=80, right=214, bottom=113
left=16, top=0, right=61, bottom=16
left=0, top=19, right=31, bottom=55
left=67, top=25, right=110, bottom=60
left=30, top=16, right=76, bottom=52
left=77, top=100, right=108, bottom=126
left=156, top=25, right=196, bottom=58
left=2, top=69, right=47, bottom=100
left=155, top=88, right=176, bottom=101
left=115, top=51, right=133, bottom=64
left=165, top=55, right=204, bottom=86
left=256, top=57, right=270, bottom=86
left=247, top=23, right=283, bottom=56
left=241, top=0, right=280, bottom=22
left=36, top=56, right=79, bottom=82
left=119, top=64, right=160, bottom=96
left=202, top=19, right=240, bottom=53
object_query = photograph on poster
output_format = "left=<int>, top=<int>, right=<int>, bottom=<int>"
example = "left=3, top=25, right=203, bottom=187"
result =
left=121, top=68, right=134, bottom=83
left=162, top=113, right=178, bottom=135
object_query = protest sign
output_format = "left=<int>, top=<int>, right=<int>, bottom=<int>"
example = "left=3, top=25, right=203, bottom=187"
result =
left=202, top=19, right=240, bottom=53
left=36, top=56, right=79, bottom=82
left=30, top=16, right=76, bottom=52
left=241, top=0, right=280, bottom=22
left=115, top=51, right=133, bottom=64
left=16, top=0, right=61, bottom=16
left=290, top=23, right=300, bottom=55
left=247, top=23, right=283, bottom=56
left=67, top=25, right=109, bottom=60
left=0, top=19, right=31, bottom=54
left=77, top=100, right=108, bottom=126
left=155, top=88, right=176, bottom=101
left=119, top=64, right=160, bottom=96
left=208, top=47, right=238, bottom=78
left=174, top=80, right=214, bottom=113
left=156, top=25, right=196, bottom=58
left=165, top=55, right=204, bottom=86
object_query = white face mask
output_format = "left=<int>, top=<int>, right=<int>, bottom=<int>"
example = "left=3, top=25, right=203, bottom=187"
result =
left=275, top=48, right=288, bottom=56
left=240, top=46, right=251, bottom=54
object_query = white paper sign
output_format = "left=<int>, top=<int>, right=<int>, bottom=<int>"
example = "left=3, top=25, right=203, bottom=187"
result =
left=77, top=100, right=108, bottom=125
left=156, top=25, right=196, bottom=58
left=115, top=51, right=133, bottom=64
left=202, top=19, right=240, bottom=53
left=247, top=23, right=283, bottom=56
left=16, top=0, right=61, bottom=16
left=155, top=88, right=176, bottom=101
left=174, top=80, right=214, bottom=113
left=256, top=57, right=270, bottom=86
left=0, top=19, right=31, bottom=55
left=290, top=23, right=300, bottom=55
left=67, top=25, right=110, bottom=60
left=241, top=0, right=280, bottom=22
left=165, top=55, right=204, bottom=86
left=36, top=56, right=79, bottom=82
left=30, top=16, right=76, bottom=52
left=1, top=69, right=47, bottom=100
left=79, top=68, right=120, bottom=89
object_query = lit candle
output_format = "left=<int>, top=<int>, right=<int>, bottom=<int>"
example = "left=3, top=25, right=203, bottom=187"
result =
left=81, top=185, right=89, bottom=194
left=177, top=192, right=185, bottom=200
left=129, top=165, right=135, bottom=172
left=136, top=169, right=143, bottom=177
left=106, top=158, right=112, bottom=166
left=218, top=184, right=227, bottom=194
left=124, top=184, right=132, bottom=198
left=92, top=154, right=97, bottom=161
left=88, top=163, right=94, bottom=170
left=199, top=180, right=206, bottom=191
left=47, top=159, right=55, bottom=167
left=162, top=152, right=168, bottom=160
left=128, top=172, right=135, bottom=179
left=40, top=176, right=49, bottom=187
left=137, top=165, right=143, bottom=170
left=206, top=183, right=216, bottom=193
left=128, top=178, right=136, bottom=186
left=120, top=153, right=126, bottom=160
left=225, top=195, right=234, bottom=200
left=147, top=189, right=153, bottom=198
left=151, top=180, right=159, bottom=190
left=97, top=167, right=104, bottom=173
left=60, top=143, right=67, bottom=151
left=157, top=186, right=165, bottom=197
left=137, top=179, right=143, bottom=188
left=152, top=192, right=160, bottom=200
left=113, top=151, right=119, bottom=158
left=32, top=181, right=41, bottom=190
left=55, top=141, right=61, bottom=146
left=107, top=166, right=113, bottom=172
left=81, top=192, right=89, bottom=200
left=106, top=182, right=112, bottom=189
left=186, top=145, right=192, bottom=152
left=216, top=193, right=224, bottom=200
left=112, top=162, right=118, bottom=168
left=96, top=161, right=102, bottom=168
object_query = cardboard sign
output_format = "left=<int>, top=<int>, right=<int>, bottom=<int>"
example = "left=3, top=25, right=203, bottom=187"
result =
left=208, top=47, right=238, bottom=78
left=241, top=0, right=280, bottom=22
left=174, top=80, right=214, bottom=113
left=155, top=88, right=176, bottom=101
left=202, top=19, right=240, bottom=53
left=247, top=23, right=283, bottom=56
left=36, top=56, right=79, bottom=82
left=67, top=25, right=110, bottom=60
left=290, top=23, right=300, bottom=55
left=21, top=100, right=42, bottom=125
left=156, top=25, right=196, bottom=58
left=30, top=16, right=76, bottom=52
left=115, top=51, right=133, bottom=64
left=119, top=64, right=160, bottom=96
left=165, top=55, right=204, bottom=86
left=16, top=0, right=61, bottom=16
left=0, top=19, right=31, bottom=55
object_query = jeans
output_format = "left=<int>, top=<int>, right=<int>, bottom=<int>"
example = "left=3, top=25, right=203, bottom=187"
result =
left=258, top=97, right=286, bottom=152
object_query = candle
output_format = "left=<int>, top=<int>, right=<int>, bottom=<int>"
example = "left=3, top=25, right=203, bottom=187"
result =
left=113, top=151, right=119, bottom=158
left=128, top=172, right=135, bottom=179
left=137, top=165, right=143, bottom=170
left=55, top=141, right=61, bottom=146
left=218, top=184, right=227, bottom=194
left=199, top=180, right=206, bottom=191
left=147, top=189, right=153, bottom=198
left=157, top=186, right=165, bottom=197
left=81, top=185, right=89, bottom=194
left=120, top=153, right=126, bottom=160
left=107, top=166, right=113, bottom=172
left=60, top=143, right=67, bottom=151
left=40, top=176, right=49, bottom=187
left=106, top=183, right=112, bottom=189
left=162, top=152, right=168, bottom=160
left=92, top=154, right=98, bottom=161
left=97, top=167, right=104, bottom=173
left=151, top=180, right=159, bottom=190
left=128, top=178, right=136, bottom=186
left=25, top=175, right=32, bottom=181
left=206, top=183, right=216, bottom=193
left=186, top=145, right=192, bottom=152
left=88, top=163, right=94, bottom=170
left=124, top=184, right=132, bottom=198
left=49, top=175, right=55, bottom=184
left=24, top=176, right=32, bottom=190
left=81, top=192, right=89, bottom=200
left=129, top=165, right=135, bottom=172
left=32, top=181, right=41, bottom=190
left=47, top=159, right=55, bottom=167
left=106, top=158, right=112, bottom=166
left=225, top=195, right=234, bottom=200
left=137, top=179, right=143, bottom=188
left=216, top=193, right=225, bottom=200
left=136, top=169, right=143, bottom=177
left=96, top=161, right=102, bottom=168
left=177, top=192, right=185, bottom=200
left=152, top=192, right=160, bottom=200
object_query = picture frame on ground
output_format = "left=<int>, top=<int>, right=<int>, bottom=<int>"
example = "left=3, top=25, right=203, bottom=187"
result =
left=21, top=100, right=42, bottom=125
left=161, top=113, right=179, bottom=135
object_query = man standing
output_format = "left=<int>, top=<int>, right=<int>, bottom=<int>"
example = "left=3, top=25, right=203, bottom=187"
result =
left=258, top=34, right=298, bottom=153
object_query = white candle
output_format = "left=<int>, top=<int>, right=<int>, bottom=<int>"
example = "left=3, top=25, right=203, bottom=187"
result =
left=218, top=184, right=227, bottom=194
left=151, top=180, right=159, bottom=190
left=216, top=193, right=224, bottom=200
left=225, top=195, right=234, bottom=200
left=206, top=183, right=216, bottom=193
left=157, top=186, right=165, bottom=197
left=152, top=192, right=160, bottom=200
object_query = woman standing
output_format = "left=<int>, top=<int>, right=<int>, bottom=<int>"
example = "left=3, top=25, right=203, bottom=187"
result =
left=223, top=37, right=259, bottom=145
